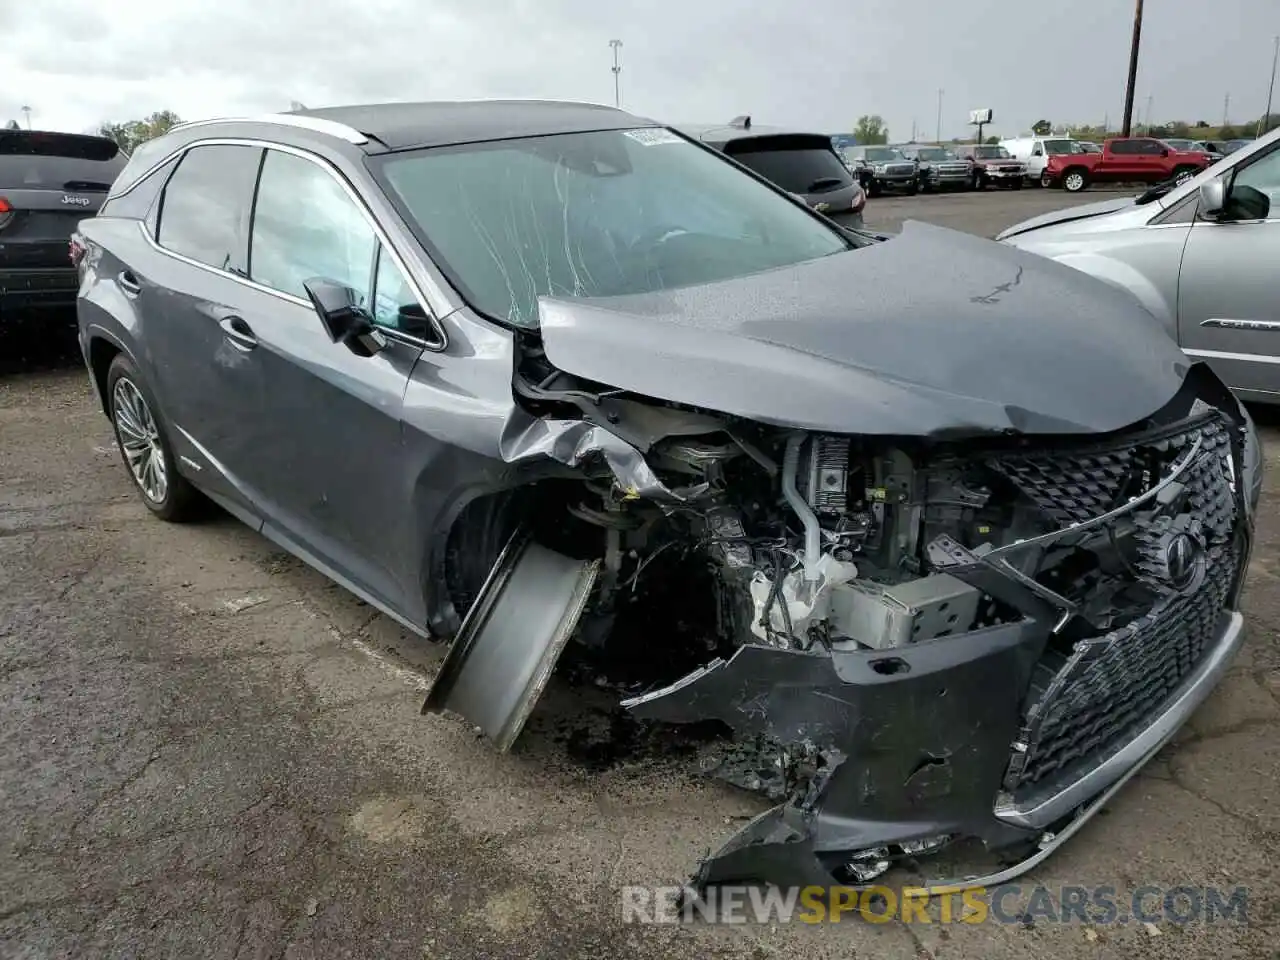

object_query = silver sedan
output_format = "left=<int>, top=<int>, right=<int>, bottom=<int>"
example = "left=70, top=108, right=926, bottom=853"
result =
left=998, top=126, right=1280, bottom=404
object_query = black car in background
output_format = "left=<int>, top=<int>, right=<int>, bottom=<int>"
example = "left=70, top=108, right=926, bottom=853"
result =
left=683, top=117, right=866, bottom=228
left=895, top=143, right=972, bottom=192
left=1, top=130, right=125, bottom=318
left=841, top=144, right=919, bottom=196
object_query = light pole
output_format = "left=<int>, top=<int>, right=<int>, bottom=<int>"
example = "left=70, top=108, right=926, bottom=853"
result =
left=20, top=105, right=31, bottom=130
left=1121, top=0, right=1144, bottom=137
left=936, top=88, right=943, bottom=144
left=609, top=39, right=623, bottom=108
left=1144, top=94, right=1153, bottom=133
left=1259, top=35, right=1279, bottom=138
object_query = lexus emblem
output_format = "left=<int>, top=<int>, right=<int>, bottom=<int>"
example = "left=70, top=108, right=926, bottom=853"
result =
left=1164, top=532, right=1203, bottom=591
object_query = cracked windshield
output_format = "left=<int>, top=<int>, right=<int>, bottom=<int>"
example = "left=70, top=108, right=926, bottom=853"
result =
left=377, top=128, right=848, bottom=327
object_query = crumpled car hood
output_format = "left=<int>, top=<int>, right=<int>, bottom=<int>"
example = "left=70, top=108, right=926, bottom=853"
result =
left=996, top=195, right=1140, bottom=240
left=538, top=221, right=1190, bottom=438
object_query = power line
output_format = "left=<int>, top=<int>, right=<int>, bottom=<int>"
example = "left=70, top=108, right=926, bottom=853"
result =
left=1260, top=36, right=1279, bottom=138
left=1121, top=0, right=1144, bottom=137
left=609, top=40, right=623, bottom=109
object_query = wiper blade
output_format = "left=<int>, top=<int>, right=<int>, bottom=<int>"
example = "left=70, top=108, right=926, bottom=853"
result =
left=806, top=176, right=845, bottom=192
left=1135, top=177, right=1177, bottom=205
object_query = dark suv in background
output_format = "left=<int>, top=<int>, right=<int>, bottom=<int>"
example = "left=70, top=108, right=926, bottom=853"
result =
left=841, top=144, right=918, bottom=196
left=896, top=143, right=972, bottom=191
left=684, top=117, right=866, bottom=228
left=1, top=130, right=125, bottom=318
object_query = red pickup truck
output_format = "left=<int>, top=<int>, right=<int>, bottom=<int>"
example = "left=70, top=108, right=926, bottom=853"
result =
left=1043, top=137, right=1212, bottom=192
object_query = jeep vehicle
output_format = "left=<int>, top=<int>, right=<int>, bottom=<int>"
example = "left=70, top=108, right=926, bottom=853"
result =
left=1, top=130, right=126, bottom=317
left=685, top=118, right=866, bottom=228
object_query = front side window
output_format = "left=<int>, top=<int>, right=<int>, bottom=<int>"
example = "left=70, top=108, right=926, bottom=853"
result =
left=1137, top=139, right=1164, bottom=155
left=157, top=144, right=263, bottom=272
left=1226, top=144, right=1280, bottom=219
left=374, top=128, right=850, bottom=328
left=371, top=245, right=416, bottom=328
left=250, top=149, right=377, bottom=302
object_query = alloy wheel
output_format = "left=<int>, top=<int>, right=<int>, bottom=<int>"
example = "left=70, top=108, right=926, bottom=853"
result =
left=112, top=377, right=168, bottom=503
left=1064, top=171, right=1085, bottom=192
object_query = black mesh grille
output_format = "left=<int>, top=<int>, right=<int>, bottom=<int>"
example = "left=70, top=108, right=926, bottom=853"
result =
left=996, top=415, right=1244, bottom=801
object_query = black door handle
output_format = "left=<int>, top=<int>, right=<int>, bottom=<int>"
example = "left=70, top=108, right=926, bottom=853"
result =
left=118, top=270, right=141, bottom=296
left=219, top=315, right=258, bottom=351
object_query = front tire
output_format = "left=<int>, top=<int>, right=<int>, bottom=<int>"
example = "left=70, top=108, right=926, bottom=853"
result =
left=106, top=354, right=202, bottom=522
left=1061, top=167, right=1089, bottom=192
left=1172, top=165, right=1199, bottom=185
left=905, top=180, right=919, bottom=196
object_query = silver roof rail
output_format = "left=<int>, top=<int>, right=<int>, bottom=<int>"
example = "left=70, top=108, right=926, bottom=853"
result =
left=167, top=114, right=368, bottom=145
left=248, top=113, right=369, bottom=144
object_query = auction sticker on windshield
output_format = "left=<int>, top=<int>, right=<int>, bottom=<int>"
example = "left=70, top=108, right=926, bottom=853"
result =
left=623, top=128, right=683, bottom=146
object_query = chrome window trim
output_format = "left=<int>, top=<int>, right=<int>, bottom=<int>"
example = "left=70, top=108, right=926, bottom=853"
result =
left=1185, top=347, right=1280, bottom=364
left=1199, top=318, right=1280, bottom=332
left=145, top=137, right=448, bottom=350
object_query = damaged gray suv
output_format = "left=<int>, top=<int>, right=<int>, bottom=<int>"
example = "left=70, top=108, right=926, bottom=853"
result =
left=76, top=101, right=1261, bottom=896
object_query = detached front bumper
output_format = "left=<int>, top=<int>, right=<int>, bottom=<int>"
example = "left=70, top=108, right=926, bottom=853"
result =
left=628, top=397, right=1255, bottom=894
left=628, top=607, right=1244, bottom=891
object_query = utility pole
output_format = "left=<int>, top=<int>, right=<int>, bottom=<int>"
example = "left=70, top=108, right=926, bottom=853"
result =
left=1223, top=92, right=1230, bottom=127
left=911, top=119, right=917, bottom=142
left=1120, top=0, right=1144, bottom=136
left=609, top=39, right=623, bottom=108
left=1259, top=35, right=1279, bottom=138
left=1144, top=94, right=1153, bottom=133
left=20, top=105, right=31, bottom=130
left=936, top=88, right=943, bottom=144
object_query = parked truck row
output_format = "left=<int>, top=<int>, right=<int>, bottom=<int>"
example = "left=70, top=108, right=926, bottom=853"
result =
left=839, top=135, right=1238, bottom=194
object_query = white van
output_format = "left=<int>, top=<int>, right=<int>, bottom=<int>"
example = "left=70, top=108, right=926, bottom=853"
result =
left=1000, top=136, right=1086, bottom=182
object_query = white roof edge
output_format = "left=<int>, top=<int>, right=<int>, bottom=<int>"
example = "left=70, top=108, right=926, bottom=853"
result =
left=167, top=114, right=368, bottom=145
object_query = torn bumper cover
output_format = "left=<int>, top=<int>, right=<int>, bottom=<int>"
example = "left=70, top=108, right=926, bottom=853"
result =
left=623, top=606, right=1246, bottom=892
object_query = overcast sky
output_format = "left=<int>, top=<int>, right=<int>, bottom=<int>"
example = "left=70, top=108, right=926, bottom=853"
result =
left=3, top=0, right=1277, bottom=141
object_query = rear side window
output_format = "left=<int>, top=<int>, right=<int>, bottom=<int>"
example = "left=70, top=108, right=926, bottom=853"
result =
left=157, top=145, right=263, bottom=273
left=0, top=131, right=125, bottom=192
left=725, top=138, right=853, bottom=194
left=100, top=156, right=178, bottom=223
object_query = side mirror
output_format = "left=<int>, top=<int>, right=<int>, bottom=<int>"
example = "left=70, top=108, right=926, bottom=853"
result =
left=1198, top=177, right=1226, bottom=217
left=303, top=277, right=386, bottom=357
left=1160, top=148, right=1170, bottom=157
